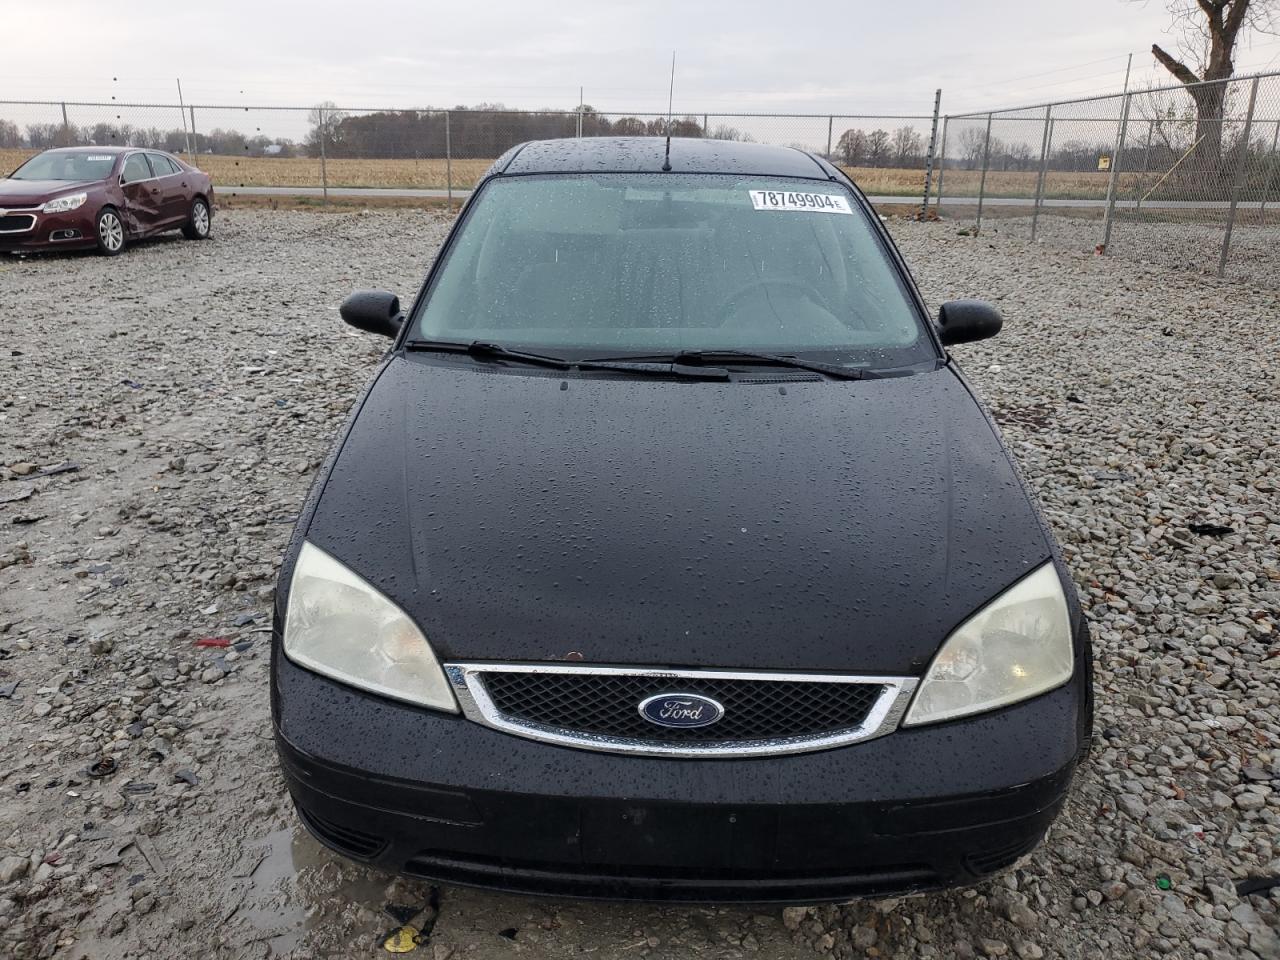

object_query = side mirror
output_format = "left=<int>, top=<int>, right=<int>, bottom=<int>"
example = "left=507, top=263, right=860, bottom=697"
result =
left=340, top=289, right=404, bottom=338
left=938, top=299, right=1002, bottom=346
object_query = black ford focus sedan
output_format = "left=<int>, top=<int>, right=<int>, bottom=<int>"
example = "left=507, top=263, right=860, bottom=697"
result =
left=271, top=137, right=1092, bottom=903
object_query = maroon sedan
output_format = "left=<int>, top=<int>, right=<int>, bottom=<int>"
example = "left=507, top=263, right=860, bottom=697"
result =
left=0, top=146, right=214, bottom=256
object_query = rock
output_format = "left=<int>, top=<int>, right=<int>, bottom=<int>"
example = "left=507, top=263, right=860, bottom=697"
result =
left=781, top=906, right=807, bottom=931
left=1235, top=791, right=1267, bottom=811
left=1006, top=900, right=1039, bottom=930
left=1102, top=880, right=1129, bottom=901
left=851, top=924, right=876, bottom=949
left=8, top=463, right=36, bottom=476
left=1229, top=902, right=1280, bottom=955
left=979, top=938, right=1009, bottom=957
left=0, top=856, right=29, bottom=884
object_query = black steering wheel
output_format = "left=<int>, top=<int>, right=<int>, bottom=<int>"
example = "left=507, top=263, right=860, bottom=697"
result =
left=714, top=278, right=831, bottom=327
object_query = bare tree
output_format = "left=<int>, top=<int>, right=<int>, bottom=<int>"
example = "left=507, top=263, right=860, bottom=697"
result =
left=1148, top=1, right=1277, bottom=167
left=866, top=129, right=891, bottom=167
left=956, top=127, right=989, bottom=170
left=891, top=126, right=924, bottom=166
left=306, top=101, right=348, bottom=157
left=710, top=124, right=749, bottom=141
left=836, top=129, right=869, bottom=165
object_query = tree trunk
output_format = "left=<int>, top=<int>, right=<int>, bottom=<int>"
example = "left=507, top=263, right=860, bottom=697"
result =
left=1150, top=1, right=1252, bottom=193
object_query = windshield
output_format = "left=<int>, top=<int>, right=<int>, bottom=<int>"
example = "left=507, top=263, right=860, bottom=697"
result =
left=10, top=152, right=116, bottom=181
left=413, top=173, right=935, bottom=368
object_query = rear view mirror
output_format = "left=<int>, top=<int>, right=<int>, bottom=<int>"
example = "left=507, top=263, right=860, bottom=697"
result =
left=937, top=300, right=1002, bottom=346
left=340, top=289, right=404, bottom=338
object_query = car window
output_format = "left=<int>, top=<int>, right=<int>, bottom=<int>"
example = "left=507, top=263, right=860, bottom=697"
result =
left=10, top=152, right=117, bottom=181
left=122, top=154, right=152, bottom=184
left=148, top=154, right=177, bottom=176
left=414, top=173, right=935, bottom=368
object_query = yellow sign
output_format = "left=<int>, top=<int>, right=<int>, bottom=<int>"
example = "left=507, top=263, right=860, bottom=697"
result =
left=1097, top=156, right=1111, bottom=171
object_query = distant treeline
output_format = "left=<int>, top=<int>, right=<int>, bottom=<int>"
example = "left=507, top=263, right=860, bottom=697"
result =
left=0, top=118, right=303, bottom=158
left=307, top=107, right=744, bottom=159
left=0, top=106, right=747, bottom=161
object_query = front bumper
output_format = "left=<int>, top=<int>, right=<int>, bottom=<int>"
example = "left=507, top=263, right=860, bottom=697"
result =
left=272, top=642, right=1089, bottom=903
left=0, top=206, right=97, bottom=251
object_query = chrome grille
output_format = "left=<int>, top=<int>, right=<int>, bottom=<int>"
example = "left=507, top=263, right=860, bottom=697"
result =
left=446, top=663, right=917, bottom=758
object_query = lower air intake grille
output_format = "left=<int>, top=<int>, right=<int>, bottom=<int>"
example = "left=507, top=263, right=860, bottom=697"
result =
left=298, top=805, right=387, bottom=859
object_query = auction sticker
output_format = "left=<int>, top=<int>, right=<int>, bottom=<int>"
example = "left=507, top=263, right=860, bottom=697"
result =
left=748, top=190, right=852, bottom=214
left=88, top=155, right=112, bottom=161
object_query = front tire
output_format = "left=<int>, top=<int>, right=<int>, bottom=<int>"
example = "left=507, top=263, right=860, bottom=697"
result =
left=182, top=197, right=211, bottom=240
left=95, top=208, right=125, bottom=256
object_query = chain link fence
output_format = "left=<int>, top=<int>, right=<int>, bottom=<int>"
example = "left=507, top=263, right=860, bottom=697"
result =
left=0, top=99, right=938, bottom=204
left=939, top=70, right=1280, bottom=285
left=5, top=78, right=1278, bottom=283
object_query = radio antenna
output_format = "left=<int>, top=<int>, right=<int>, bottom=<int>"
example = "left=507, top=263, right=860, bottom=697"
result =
left=662, top=51, right=676, bottom=171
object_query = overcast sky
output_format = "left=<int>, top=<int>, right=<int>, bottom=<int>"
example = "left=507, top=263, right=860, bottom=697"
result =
left=4, top=0, right=1280, bottom=116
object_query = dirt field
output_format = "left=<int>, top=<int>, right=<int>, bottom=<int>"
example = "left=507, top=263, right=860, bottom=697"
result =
left=1, top=147, right=1120, bottom=198
left=1, top=210, right=1277, bottom=960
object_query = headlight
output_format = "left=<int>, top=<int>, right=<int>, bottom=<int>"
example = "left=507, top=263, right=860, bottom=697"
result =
left=904, top=562, right=1073, bottom=726
left=41, top=192, right=87, bottom=213
left=283, top=541, right=457, bottom=712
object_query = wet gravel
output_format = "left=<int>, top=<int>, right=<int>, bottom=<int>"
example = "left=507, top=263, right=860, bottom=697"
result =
left=1, top=209, right=1277, bottom=959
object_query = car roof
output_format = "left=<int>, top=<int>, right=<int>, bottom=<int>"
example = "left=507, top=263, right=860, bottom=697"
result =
left=495, top=137, right=834, bottom=180
left=41, top=146, right=164, bottom=155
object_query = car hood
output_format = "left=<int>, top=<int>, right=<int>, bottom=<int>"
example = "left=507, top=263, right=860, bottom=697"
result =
left=0, top=179, right=97, bottom=206
left=303, top=357, right=1053, bottom=675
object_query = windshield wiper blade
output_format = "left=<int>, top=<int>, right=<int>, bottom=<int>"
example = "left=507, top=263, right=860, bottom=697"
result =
left=577, top=359, right=731, bottom=381
left=404, top=339, right=572, bottom=370
left=584, top=350, right=872, bottom=380
left=677, top=350, right=873, bottom=380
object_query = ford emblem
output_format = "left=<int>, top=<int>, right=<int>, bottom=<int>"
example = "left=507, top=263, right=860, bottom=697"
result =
left=638, top=692, right=725, bottom=729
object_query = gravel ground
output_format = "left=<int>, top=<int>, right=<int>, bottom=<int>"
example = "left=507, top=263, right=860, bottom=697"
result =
left=1, top=209, right=1277, bottom=960
left=947, top=210, right=1280, bottom=290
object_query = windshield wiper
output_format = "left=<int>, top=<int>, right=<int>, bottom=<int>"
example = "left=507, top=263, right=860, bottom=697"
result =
left=577, top=359, right=731, bottom=381
left=583, top=349, right=875, bottom=380
left=405, top=339, right=729, bottom=379
left=404, top=339, right=572, bottom=370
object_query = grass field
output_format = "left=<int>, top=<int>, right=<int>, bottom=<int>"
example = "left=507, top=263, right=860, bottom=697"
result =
left=0, top=147, right=1128, bottom=200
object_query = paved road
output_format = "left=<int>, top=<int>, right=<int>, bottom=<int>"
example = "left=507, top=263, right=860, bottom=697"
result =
left=215, top=183, right=1271, bottom=211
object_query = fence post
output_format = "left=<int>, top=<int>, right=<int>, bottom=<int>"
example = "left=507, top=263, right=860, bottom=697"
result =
left=1257, top=119, right=1280, bottom=226
left=826, top=116, right=834, bottom=160
left=318, top=107, right=329, bottom=203
left=1218, top=75, right=1260, bottom=278
left=703, top=114, right=709, bottom=136
left=189, top=106, right=199, bottom=155
left=1134, top=119, right=1155, bottom=215
left=975, top=113, right=993, bottom=233
left=59, top=102, right=70, bottom=146
left=1031, top=106, right=1053, bottom=241
left=445, top=110, right=453, bottom=210
left=920, top=89, right=942, bottom=219
left=1101, top=92, right=1132, bottom=253
left=934, top=117, right=949, bottom=209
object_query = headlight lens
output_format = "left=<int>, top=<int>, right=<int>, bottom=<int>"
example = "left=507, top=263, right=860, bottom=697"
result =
left=904, top=563, right=1073, bottom=726
left=283, top=541, right=457, bottom=712
left=41, top=192, right=87, bottom=213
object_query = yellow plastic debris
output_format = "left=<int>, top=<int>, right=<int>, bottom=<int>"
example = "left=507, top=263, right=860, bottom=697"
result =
left=382, top=926, right=422, bottom=953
